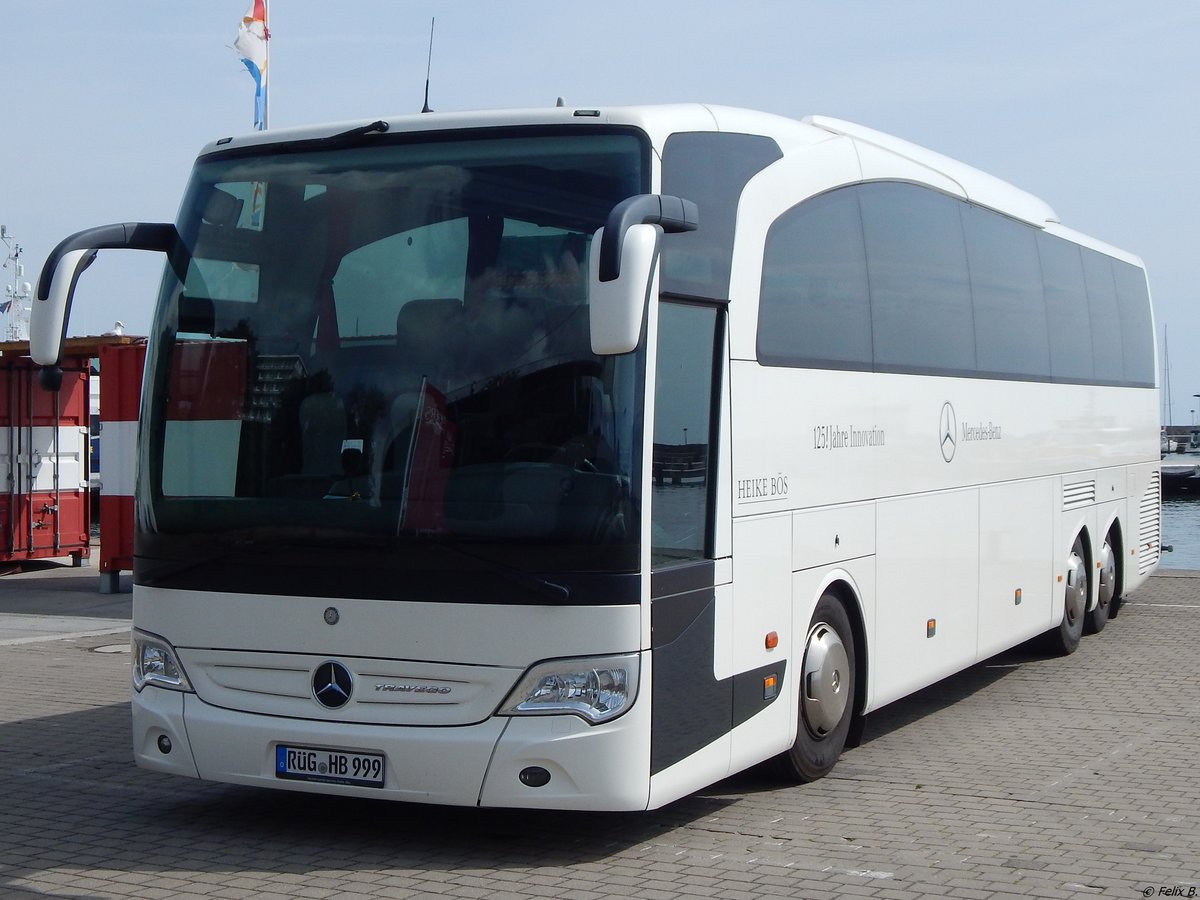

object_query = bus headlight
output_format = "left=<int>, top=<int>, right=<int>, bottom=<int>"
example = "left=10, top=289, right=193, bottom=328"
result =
left=500, top=653, right=639, bottom=724
left=132, top=630, right=193, bottom=693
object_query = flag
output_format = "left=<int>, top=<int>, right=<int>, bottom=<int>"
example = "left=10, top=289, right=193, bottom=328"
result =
left=234, top=0, right=270, bottom=130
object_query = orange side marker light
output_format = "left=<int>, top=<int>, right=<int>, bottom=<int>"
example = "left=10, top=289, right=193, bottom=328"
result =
left=763, top=673, right=778, bottom=700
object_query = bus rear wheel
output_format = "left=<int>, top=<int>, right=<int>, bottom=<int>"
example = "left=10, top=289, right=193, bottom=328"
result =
left=1051, top=536, right=1088, bottom=655
left=1089, top=535, right=1113, bottom=633
left=771, top=592, right=856, bottom=783
left=1086, top=533, right=1118, bottom=633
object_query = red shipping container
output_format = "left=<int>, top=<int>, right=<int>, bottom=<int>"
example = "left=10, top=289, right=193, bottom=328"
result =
left=0, top=352, right=91, bottom=567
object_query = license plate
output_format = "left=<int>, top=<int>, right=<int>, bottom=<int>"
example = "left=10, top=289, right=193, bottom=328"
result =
left=275, top=745, right=385, bottom=788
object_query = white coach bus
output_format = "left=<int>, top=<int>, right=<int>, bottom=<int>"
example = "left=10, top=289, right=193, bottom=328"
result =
left=32, top=104, right=1160, bottom=810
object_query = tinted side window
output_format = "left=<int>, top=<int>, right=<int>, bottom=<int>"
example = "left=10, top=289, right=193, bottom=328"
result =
left=961, top=205, right=1050, bottom=379
left=661, top=132, right=782, bottom=300
left=1111, top=259, right=1155, bottom=387
left=756, top=182, right=1152, bottom=389
left=1038, top=233, right=1094, bottom=382
left=860, top=183, right=975, bottom=374
left=758, top=189, right=872, bottom=369
left=1081, top=250, right=1124, bottom=383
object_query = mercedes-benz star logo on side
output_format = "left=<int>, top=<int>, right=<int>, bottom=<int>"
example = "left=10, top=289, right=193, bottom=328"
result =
left=939, top=402, right=957, bottom=463
left=312, top=661, right=353, bottom=709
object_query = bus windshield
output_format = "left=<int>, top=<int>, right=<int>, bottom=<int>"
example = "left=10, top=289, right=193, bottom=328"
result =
left=137, top=129, right=649, bottom=601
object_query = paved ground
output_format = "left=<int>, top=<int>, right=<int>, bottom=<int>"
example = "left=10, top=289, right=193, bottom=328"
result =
left=0, top=559, right=130, bottom=646
left=0, top=561, right=1197, bottom=900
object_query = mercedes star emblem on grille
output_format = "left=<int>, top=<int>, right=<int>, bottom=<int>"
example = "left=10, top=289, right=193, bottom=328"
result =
left=312, top=661, right=353, bottom=709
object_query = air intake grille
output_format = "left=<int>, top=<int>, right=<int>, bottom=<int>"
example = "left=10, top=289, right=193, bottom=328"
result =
left=1138, top=471, right=1161, bottom=575
left=1063, top=480, right=1096, bottom=510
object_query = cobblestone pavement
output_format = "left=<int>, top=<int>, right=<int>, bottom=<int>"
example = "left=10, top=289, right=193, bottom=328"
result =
left=0, top=571, right=1197, bottom=900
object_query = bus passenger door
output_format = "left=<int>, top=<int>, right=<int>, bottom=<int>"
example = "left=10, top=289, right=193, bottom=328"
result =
left=647, top=301, right=734, bottom=799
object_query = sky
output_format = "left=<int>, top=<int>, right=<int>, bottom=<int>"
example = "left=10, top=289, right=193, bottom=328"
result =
left=2, top=1, right=1198, bottom=423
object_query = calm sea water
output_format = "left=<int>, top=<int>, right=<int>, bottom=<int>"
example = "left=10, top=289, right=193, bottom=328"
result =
left=1161, top=493, right=1200, bottom=571
left=657, top=483, right=1200, bottom=570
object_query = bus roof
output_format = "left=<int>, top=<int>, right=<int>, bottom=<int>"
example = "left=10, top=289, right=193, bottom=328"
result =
left=802, top=115, right=1059, bottom=227
left=197, top=103, right=1061, bottom=229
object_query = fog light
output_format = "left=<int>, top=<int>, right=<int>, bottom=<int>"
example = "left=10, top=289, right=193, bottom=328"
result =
left=156, top=734, right=173, bottom=754
left=519, top=766, right=551, bottom=787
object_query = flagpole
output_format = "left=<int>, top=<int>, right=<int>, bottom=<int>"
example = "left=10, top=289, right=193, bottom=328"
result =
left=262, top=0, right=270, bottom=130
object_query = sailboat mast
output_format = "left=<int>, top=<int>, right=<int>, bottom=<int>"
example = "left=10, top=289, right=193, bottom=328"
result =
left=1162, top=326, right=1172, bottom=426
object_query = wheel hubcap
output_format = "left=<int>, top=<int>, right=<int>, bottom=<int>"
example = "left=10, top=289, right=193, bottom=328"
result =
left=1064, top=550, right=1086, bottom=626
left=802, top=621, right=849, bottom=737
left=1097, top=539, right=1115, bottom=611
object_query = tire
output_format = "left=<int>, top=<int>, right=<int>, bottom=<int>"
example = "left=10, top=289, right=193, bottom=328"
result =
left=1085, top=532, right=1118, bottom=633
left=1051, top=536, right=1088, bottom=655
left=771, top=591, right=856, bottom=782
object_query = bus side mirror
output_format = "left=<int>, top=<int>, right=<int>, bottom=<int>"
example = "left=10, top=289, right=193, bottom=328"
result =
left=32, top=222, right=177, bottom=382
left=32, top=247, right=97, bottom=370
left=588, top=194, right=698, bottom=355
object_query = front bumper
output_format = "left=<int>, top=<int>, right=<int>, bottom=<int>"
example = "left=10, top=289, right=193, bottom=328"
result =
left=132, top=655, right=653, bottom=810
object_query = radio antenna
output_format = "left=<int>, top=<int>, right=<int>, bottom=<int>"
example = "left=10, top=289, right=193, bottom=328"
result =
left=421, top=17, right=435, bottom=113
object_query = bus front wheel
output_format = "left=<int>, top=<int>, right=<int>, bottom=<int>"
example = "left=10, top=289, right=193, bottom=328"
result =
left=772, top=592, right=856, bottom=783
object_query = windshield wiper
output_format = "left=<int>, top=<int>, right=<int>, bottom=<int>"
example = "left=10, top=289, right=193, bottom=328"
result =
left=329, top=119, right=390, bottom=141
